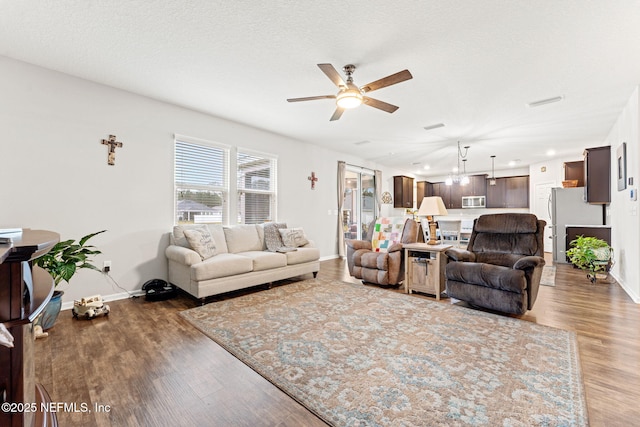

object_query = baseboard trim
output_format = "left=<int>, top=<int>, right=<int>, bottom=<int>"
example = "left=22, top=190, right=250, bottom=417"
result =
left=609, top=272, right=640, bottom=303
left=60, top=289, right=145, bottom=311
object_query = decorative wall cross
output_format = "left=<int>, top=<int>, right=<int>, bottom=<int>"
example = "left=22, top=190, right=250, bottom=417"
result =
left=101, top=134, right=123, bottom=165
left=308, top=172, right=318, bottom=189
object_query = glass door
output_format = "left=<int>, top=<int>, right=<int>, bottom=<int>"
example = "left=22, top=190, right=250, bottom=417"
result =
left=342, top=167, right=376, bottom=241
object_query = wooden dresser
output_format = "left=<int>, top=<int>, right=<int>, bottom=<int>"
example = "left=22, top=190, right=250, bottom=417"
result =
left=0, top=229, right=59, bottom=427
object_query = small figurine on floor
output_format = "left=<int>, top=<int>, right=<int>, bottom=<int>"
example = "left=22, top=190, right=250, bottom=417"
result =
left=72, top=295, right=110, bottom=320
left=34, top=325, right=49, bottom=339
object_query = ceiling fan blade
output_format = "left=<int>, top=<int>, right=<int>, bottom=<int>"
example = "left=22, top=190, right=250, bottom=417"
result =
left=318, top=63, right=347, bottom=88
left=363, top=96, right=399, bottom=113
left=330, top=107, right=345, bottom=121
left=287, top=95, right=336, bottom=102
left=360, top=69, right=413, bottom=93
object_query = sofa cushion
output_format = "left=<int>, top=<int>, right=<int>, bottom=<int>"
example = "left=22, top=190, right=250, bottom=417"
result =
left=172, top=224, right=228, bottom=255
left=360, top=252, right=388, bottom=270
left=263, top=222, right=287, bottom=251
left=279, top=227, right=309, bottom=247
left=446, top=262, right=526, bottom=294
left=183, top=227, right=217, bottom=260
left=223, top=225, right=262, bottom=253
left=191, top=253, right=253, bottom=281
left=285, top=247, right=320, bottom=265
left=205, top=224, right=229, bottom=254
left=238, top=251, right=287, bottom=271
left=371, top=217, right=406, bottom=253
left=474, top=213, right=538, bottom=234
left=172, top=224, right=207, bottom=248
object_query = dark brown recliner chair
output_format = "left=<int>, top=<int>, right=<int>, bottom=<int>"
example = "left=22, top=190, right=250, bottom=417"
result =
left=346, top=218, right=422, bottom=286
left=444, top=213, right=546, bottom=315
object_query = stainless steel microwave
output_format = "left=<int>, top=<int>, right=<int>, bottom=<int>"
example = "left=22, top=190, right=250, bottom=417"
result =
left=462, top=195, right=486, bottom=208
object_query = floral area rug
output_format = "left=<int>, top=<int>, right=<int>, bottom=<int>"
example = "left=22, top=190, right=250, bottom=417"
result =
left=180, top=278, right=587, bottom=426
left=540, top=265, right=557, bottom=287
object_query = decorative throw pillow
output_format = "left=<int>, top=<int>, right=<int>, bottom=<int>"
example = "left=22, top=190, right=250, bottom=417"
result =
left=279, top=228, right=309, bottom=248
left=183, top=227, right=217, bottom=260
left=371, top=217, right=407, bottom=253
left=264, top=222, right=287, bottom=252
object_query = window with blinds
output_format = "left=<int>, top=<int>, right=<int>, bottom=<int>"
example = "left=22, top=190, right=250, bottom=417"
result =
left=236, top=149, right=277, bottom=224
left=174, top=138, right=229, bottom=224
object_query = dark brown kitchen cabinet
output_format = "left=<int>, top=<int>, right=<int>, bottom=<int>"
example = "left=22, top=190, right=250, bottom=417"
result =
left=431, top=182, right=451, bottom=208
left=416, top=181, right=433, bottom=205
left=486, top=178, right=506, bottom=208
left=426, top=175, right=487, bottom=209
left=393, top=175, right=414, bottom=208
left=486, top=176, right=529, bottom=208
left=468, top=174, right=487, bottom=197
left=449, top=182, right=463, bottom=209
left=564, top=161, right=585, bottom=187
left=583, top=146, right=610, bottom=204
left=505, top=176, right=529, bottom=207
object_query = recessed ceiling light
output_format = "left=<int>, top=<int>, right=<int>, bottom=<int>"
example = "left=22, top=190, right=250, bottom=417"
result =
left=508, top=159, right=522, bottom=167
left=423, top=165, right=431, bottom=170
left=423, top=123, right=445, bottom=131
left=527, top=96, right=564, bottom=108
left=546, top=149, right=556, bottom=156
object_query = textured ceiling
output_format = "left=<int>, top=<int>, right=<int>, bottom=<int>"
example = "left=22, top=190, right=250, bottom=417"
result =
left=2, top=1, right=640, bottom=177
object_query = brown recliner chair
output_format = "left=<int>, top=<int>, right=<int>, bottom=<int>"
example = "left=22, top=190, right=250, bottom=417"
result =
left=346, top=217, right=423, bottom=286
left=444, top=213, right=546, bottom=315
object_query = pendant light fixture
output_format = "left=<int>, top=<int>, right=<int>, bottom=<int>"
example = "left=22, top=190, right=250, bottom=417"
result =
left=489, top=155, right=497, bottom=186
left=446, top=141, right=470, bottom=186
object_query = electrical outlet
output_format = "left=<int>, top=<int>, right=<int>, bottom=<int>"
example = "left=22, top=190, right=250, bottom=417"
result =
left=103, top=260, right=112, bottom=273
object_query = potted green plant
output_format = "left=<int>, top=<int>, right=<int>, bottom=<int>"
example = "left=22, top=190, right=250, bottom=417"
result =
left=566, top=235, right=613, bottom=284
left=34, top=230, right=106, bottom=330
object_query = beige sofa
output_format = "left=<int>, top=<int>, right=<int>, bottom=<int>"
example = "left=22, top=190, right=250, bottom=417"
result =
left=165, top=224, right=320, bottom=301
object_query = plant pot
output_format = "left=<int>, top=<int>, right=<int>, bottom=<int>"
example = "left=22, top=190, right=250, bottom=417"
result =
left=35, top=290, right=64, bottom=331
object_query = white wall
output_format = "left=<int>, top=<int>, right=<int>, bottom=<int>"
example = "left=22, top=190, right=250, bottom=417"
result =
left=0, top=56, right=407, bottom=304
left=604, top=87, right=640, bottom=302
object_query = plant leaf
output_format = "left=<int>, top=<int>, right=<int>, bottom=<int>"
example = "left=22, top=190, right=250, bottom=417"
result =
left=79, top=230, right=107, bottom=246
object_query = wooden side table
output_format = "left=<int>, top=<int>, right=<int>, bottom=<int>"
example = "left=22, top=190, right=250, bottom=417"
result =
left=403, top=243, right=452, bottom=300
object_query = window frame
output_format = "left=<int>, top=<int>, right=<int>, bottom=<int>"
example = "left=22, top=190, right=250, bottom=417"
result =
left=174, top=134, right=230, bottom=225
left=173, top=135, right=278, bottom=226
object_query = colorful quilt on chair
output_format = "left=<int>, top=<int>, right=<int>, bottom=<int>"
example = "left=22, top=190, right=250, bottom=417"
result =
left=371, top=217, right=407, bottom=252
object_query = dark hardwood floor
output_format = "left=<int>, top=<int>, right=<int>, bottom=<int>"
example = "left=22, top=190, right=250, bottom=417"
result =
left=34, top=258, right=639, bottom=426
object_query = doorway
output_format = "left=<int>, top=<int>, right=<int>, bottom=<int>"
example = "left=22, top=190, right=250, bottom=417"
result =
left=534, top=181, right=556, bottom=253
left=342, top=167, right=377, bottom=241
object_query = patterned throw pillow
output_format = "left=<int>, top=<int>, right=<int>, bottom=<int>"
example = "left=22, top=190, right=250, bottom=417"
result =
left=371, top=217, right=407, bottom=253
left=279, top=228, right=309, bottom=248
left=183, top=227, right=217, bottom=260
left=264, top=222, right=287, bottom=251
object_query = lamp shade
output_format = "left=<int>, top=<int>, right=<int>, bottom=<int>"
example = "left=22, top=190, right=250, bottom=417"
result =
left=417, top=196, right=448, bottom=217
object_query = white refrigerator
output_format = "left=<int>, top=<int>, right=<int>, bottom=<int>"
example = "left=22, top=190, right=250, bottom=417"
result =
left=549, top=187, right=604, bottom=263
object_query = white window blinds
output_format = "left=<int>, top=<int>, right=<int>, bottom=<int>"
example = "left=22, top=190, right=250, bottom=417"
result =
left=236, top=149, right=277, bottom=224
left=174, top=138, right=229, bottom=224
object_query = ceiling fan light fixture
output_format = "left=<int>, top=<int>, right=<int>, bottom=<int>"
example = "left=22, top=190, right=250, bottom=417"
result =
left=336, top=89, right=363, bottom=109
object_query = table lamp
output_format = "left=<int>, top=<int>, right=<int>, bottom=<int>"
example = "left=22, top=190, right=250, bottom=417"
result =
left=417, top=196, right=448, bottom=245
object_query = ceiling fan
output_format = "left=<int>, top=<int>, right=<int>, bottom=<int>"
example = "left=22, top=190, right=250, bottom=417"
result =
left=287, top=63, right=413, bottom=121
